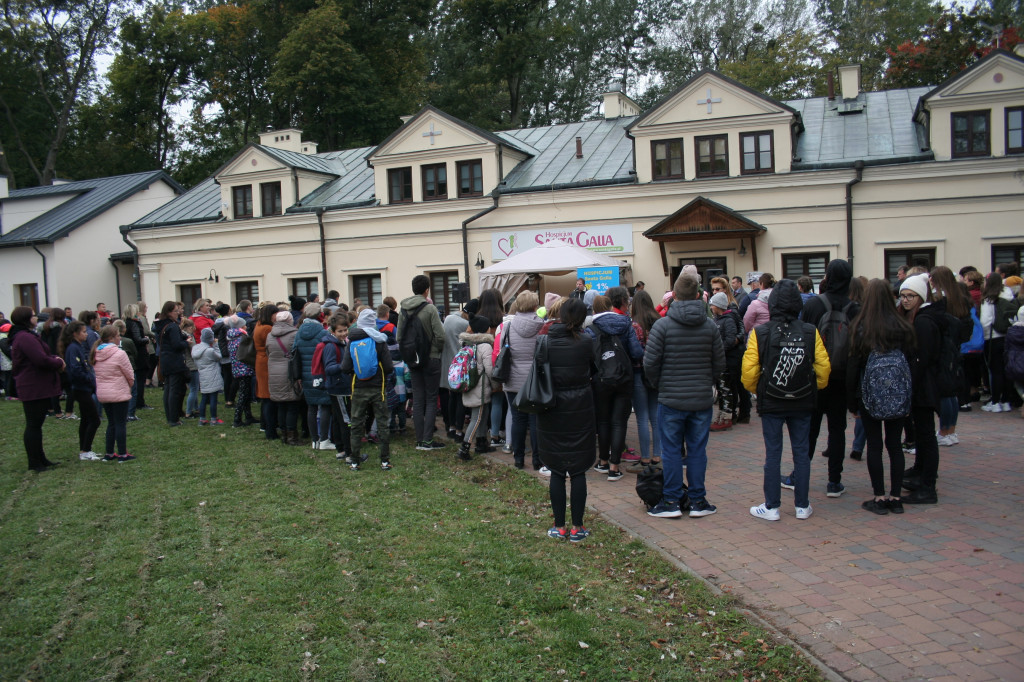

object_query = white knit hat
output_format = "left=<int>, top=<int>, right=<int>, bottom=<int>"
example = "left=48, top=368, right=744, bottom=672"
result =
left=900, top=273, right=929, bottom=301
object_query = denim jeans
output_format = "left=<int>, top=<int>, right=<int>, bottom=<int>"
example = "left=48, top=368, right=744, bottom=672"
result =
left=490, top=391, right=506, bottom=439
left=128, top=380, right=138, bottom=417
left=938, top=396, right=959, bottom=430
left=658, top=404, right=712, bottom=503
left=506, top=391, right=540, bottom=467
left=852, top=417, right=865, bottom=453
left=760, top=411, right=812, bottom=509
left=186, top=370, right=200, bottom=415
left=199, top=392, right=219, bottom=420
left=632, top=372, right=661, bottom=460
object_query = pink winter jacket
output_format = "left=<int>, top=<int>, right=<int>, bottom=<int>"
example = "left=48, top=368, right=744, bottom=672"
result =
left=94, top=343, right=134, bottom=403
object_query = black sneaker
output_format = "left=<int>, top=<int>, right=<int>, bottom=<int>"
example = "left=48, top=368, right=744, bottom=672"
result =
left=887, top=499, right=904, bottom=514
left=416, top=440, right=447, bottom=451
left=849, top=450, right=862, bottom=461
left=781, top=472, right=795, bottom=490
left=594, top=462, right=610, bottom=473
left=688, top=499, right=717, bottom=517
left=607, top=469, right=623, bottom=482
left=861, top=499, right=889, bottom=515
left=380, top=461, right=393, bottom=471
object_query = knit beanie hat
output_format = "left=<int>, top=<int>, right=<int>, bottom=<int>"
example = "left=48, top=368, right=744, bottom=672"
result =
left=201, top=327, right=215, bottom=345
left=463, top=298, right=481, bottom=316
left=544, top=292, right=561, bottom=310
left=469, top=315, right=491, bottom=334
left=900, top=273, right=929, bottom=300
left=682, top=264, right=700, bottom=284
left=302, top=302, right=322, bottom=319
left=275, top=310, right=293, bottom=324
left=709, top=292, right=729, bottom=310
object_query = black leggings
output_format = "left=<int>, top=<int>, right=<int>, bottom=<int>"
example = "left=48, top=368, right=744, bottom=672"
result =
left=74, top=389, right=100, bottom=452
left=862, top=415, right=905, bottom=497
left=549, top=469, right=587, bottom=528
left=22, top=398, right=50, bottom=469
left=593, top=383, right=632, bottom=466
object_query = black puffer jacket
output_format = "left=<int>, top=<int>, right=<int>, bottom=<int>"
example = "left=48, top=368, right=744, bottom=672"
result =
left=537, top=324, right=596, bottom=475
left=644, top=298, right=725, bottom=412
left=155, top=318, right=189, bottom=375
left=909, top=301, right=945, bottom=408
left=713, top=309, right=743, bottom=365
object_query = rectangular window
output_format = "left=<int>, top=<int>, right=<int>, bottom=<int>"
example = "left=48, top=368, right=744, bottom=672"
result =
left=291, top=278, right=318, bottom=299
left=884, top=248, right=936, bottom=287
left=740, top=131, right=774, bottom=174
left=16, top=283, right=39, bottom=311
left=695, top=135, right=728, bottom=177
left=422, top=163, right=448, bottom=201
left=351, top=274, right=382, bottom=309
left=430, top=271, right=459, bottom=316
left=232, top=185, right=253, bottom=218
left=651, top=139, right=684, bottom=179
left=1007, top=107, right=1023, bottom=154
left=260, top=182, right=282, bottom=216
left=178, top=284, right=202, bottom=314
left=388, top=167, right=412, bottom=204
left=992, top=243, right=1024, bottom=274
left=782, top=252, right=829, bottom=291
left=952, top=110, right=990, bottom=157
left=457, top=159, right=483, bottom=197
left=234, top=281, right=259, bottom=303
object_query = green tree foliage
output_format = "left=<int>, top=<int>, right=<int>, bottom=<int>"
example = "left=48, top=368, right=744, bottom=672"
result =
left=0, top=0, right=130, bottom=187
left=719, top=29, right=826, bottom=99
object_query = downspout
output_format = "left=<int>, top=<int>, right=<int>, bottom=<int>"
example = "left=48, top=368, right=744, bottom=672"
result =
left=120, top=225, right=142, bottom=301
left=112, top=258, right=122, bottom=314
left=845, top=160, right=864, bottom=266
left=32, top=245, right=49, bottom=307
left=292, top=168, right=300, bottom=209
left=462, top=193, right=500, bottom=286
left=316, top=208, right=328, bottom=293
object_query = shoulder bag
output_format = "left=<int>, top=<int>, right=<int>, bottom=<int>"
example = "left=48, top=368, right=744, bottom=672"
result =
left=492, top=324, right=512, bottom=384
left=513, top=335, right=555, bottom=414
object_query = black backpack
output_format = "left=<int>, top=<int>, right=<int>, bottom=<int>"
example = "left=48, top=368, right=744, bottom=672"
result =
left=591, top=326, right=633, bottom=388
left=935, top=312, right=965, bottom=398
left=816, top=294, right=854, bottom=374
left=635, top=463, right=689, bottom=512
left=757, top=319, right=816, bottom=401
left=399, top=302, right=432, bottom=369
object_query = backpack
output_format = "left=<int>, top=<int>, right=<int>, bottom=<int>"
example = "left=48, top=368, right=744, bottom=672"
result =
left=591, top=326, right=633, bottom=388
left=311, top=341, right=328, bottom=387
left=816, top=294, right=854, bottom=374
left=0, top=336, right=11, bottom=361
left=349, top=337, right=380, bottom=380
left=961, top=307, right=984, bottom=354
left=757, top=320, right=816, bottom=402
left=860, top=349, right=912, bottom=420
left=236, top=333, right=256, bottom=366
left=448, top=343, right=481, bottom=392
left=994, top=297, right=1022, bottom=335
left=398, top=302, right=432, bottom=369
left=635, top=464, right=689, bottom=512
left=1003, top=324, right=1024, bottom=383
left=935, top=312, right=965, bottom=398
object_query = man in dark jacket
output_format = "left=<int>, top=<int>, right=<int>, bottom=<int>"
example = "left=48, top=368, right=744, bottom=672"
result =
left=397, top=275, right=447, bottom=450
left=789, top=259, right=860, bottom=498
left=643, top=274, right=725, bottom=519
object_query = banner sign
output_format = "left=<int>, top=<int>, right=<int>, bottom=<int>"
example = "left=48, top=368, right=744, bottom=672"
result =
left=491, top=224, right=633, bottom=260
left=577, top=267, right=619, bottom=295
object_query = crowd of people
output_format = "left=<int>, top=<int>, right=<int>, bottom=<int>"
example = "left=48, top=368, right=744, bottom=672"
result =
left=3, top=260, right=1022, bottom=542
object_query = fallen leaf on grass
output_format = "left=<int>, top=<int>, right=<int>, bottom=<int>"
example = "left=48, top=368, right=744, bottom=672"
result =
left=578, top=641, right=589, bottom=649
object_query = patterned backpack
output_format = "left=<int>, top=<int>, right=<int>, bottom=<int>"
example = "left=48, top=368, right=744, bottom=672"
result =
left=447, top=343, right=481, bottom=392
left=860, top=349, right=912, bottom=420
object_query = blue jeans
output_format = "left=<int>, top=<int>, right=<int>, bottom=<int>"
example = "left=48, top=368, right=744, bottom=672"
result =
left=490, top=391, right=506, bottom=439
left=199, top=392, right=219, bottom=419
left=506, top=391, right=540, bottom=467
left=128, top=379, right=138, bottom=418
left=852, top=417, right=865, bottom=453
left=187, top=370, right=199, bottom=415
left=938, top=395, right=958, bottom=430
left=761, top=411, right=812, bottom=509
left=632, top=372, right=661, bottom=460
left=658, top=404, right=712, bottom=503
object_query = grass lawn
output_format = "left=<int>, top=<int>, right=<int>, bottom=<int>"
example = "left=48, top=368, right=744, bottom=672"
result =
left=0, top=396, right=823, bottom=680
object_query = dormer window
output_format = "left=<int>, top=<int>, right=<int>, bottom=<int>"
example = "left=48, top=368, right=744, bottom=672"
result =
left=388, top=167, right=412, bottom=204
left=457, top=160, right=483, bottom=197
left=952, top=111, right=990, bottom=158
left=652, top=139, right=684, bottom=180
left=1007, top=108, right=1023, bottom=155
left=695, top=135, right=728, bottom=177
left=261, top=182, right=282, bottom=216
left=422, top=163, right=448, bottom=201
left=232, top=185, right=253, bottom=218
left=740, top=131, right=774, bottom=174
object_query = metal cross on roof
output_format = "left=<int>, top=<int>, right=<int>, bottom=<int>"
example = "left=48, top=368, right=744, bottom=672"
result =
left=422, top=123, right=443, bottom=145
left=697, top=88, right=722, bottom=114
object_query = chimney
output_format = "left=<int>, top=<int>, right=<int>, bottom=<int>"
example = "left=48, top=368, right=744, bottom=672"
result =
left=602, top=84, right=641, bottom=120
left=575, top=137, right=583, bottom=159
left=837, top=64, right=861, bottom=100
left=827, top=73, right=835, bottom=101
left=400, top=114, right=415, bottom=124
left=258, top=127, right=312, bottom=154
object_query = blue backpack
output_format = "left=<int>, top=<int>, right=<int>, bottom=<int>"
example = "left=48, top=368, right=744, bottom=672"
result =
left=349, top=337, right=380, bottom=380
left=860, top=349, right=912, bottom=420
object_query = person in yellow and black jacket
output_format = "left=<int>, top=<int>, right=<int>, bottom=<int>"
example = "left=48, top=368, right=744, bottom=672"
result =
left=341, top=309, right=394, bottom=471
left=741, top=279, right=830, bottom=523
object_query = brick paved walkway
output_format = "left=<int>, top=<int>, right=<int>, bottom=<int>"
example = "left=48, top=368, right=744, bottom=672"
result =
left=490, top=407, right=1024, bottom=682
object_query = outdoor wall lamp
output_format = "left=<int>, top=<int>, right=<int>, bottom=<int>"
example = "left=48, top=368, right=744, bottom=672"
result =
left=208, top=269, right=219, bottom=283
left=738, top=239, right=747, bottom=257
left=474, top=252, right=485, bottom=269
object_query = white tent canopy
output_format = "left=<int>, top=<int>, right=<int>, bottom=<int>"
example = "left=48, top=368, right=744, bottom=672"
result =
left=478, top=239, right=625, bottom=302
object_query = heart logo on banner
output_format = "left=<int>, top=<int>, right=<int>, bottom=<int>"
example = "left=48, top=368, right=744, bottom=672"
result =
left=498, top=235, right=516, bottom=257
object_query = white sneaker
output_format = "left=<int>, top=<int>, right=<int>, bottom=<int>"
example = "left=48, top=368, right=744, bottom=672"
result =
left=937, top=434, right=954, bottom=447
left=79, top=451, right=102, bottom=461
left=795, top=505, right=813, bottom=520
left=538, top=466, right=552, bottom=477
left=981, top=402, right=1001, bottom=412
left=749, top=503, right=780, bottom=521
left=1000, top=402, right=1013, bottom=412
left=318, top=439, right=335, bottom=450
left=949, top=432, right=959, bottom=444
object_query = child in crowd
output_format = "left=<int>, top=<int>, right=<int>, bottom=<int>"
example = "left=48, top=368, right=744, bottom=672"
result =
left=322, top=314, right=353, bottom=461
left=181, top=318, right=200, bottom=418
left=60, top=320, right=102, bottom=460
left=340, top=309, right=394, bottom=470
left=709, top=292, right=743, bottom=431
left=93, top=325, right=136, bottom=461
left=192, top=327, right=225, bottom=425
left=226, top=315, right=258, bottom=427
left=456, top=315, right=495, bottom=461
